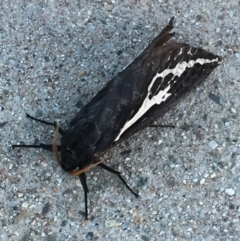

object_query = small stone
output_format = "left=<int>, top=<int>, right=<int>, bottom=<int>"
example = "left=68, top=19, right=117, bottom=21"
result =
left=0, top=234, right=8, bottom=241
left=21, top=202, right=28, bottom=209
left=229, top=10, right=234, bottom=18
left=9, top=59, right=19, bottom=68
left=105, top=220, right=122, bottom=228
left=42, top=221, right=48, bottom=226
left=225, top=122, right=230, bottom=127
left=231, top=108, right=236, bottom=113
left=134, top=216, right=144, bottom=224
left=225, top=188, right=235, bottom=196
left=61, top=220, right=67, bottom=227
left=57, top=178, right=62, bottom=184
left=232, top=218, right=239, bottom=223
left=229, top=204, right=235, bottom=209
left=231, top=46, right=238, bottom=53
left=86, top=232, right=94, bottom=240
left=208, top=140, right=218, bottom=150
left=109, top=197, right=118, bottom=204
left=227, top=48, right=234, bottom=55
left=151, top=210, right=157, bottom=215
left=187, top=227, right=192, bottom=232
left=41, top=160, right=48, bottom=167
left=141, top=235, right=150, bottom=241
left=42, top=202, right=51, bottom=216
left=79, top=71, right=86, bottom=77
left=216, top=27, right=220, bottom=33
left=18, top=192, right=24, bottom=198
left=210, top=172, right=217, bottom=178
left=122, top=222, right=129, bottom=230
left=200, top=178, right=205, bottom=185
left=170, top=164, right=175, bottom=169
left=76, top=179, right=81, bottom=187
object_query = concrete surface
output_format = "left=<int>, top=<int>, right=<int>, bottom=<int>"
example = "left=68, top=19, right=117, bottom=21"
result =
left=0, top=0, right=239, bottom=240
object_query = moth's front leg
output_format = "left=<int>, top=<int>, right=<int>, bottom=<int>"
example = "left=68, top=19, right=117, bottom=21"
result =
left=79, top=173, right=89, bottom=220
left=148, top=124, right=175, bottom=128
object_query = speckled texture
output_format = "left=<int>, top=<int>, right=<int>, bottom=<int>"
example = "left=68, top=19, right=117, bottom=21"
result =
left=0, top=1, right=239, bottom=240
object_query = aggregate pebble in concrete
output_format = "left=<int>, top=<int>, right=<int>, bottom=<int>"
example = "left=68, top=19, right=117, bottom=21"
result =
left=1, top=0, right=240, bottom=241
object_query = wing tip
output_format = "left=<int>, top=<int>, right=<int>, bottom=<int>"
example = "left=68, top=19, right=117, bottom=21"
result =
left=169, top=16, right=175, bottom=27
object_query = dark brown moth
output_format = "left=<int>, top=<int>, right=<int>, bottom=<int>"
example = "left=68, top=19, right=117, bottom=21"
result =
left=13, top=17, right=223, bottom=219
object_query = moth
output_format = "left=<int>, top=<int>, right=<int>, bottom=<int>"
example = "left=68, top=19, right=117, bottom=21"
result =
left=13, top=17, right=223, bottom=219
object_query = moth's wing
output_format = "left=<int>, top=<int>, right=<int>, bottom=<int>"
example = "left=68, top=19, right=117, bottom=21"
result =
left=91, top=43, right=187, bottom=152
left=112, top=45, right=223, bottom=145
left=70, top=80, right=114, bottom=127
left=70, top=18, right=222, bottom=156
left=94, top=44, right=222, bottom=153
left=70, top=17, right=175, bottom=127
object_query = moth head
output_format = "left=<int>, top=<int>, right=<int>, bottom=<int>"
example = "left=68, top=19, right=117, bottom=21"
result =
left=53, top=119, right=101, bottom=173
left=59, top=145, right=96, bottom=172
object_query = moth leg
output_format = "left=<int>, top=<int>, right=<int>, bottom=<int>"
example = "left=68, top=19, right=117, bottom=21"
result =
left=12, top=144, right=61, bottom=152
left=79, top=173, right=89, bottom=220
left=26, top=114, right=65, bottom=135
left=98, top=163, right=138, bottom=198
left=148, top=124, right=175, bottom=128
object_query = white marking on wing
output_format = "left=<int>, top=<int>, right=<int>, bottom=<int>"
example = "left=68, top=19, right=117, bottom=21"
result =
left=114, top=57, right=220, bottom=141
left=179, top=48, right=183, bottom=55
left=187, top=48, right=193, bottom=55
left=174, top=48, right=183, bottom=60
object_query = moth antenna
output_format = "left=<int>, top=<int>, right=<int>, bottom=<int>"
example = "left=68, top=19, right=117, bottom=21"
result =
left=53, top=122, right=61, bottom=164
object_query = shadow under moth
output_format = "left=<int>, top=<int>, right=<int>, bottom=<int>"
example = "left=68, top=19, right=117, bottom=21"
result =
left=13, top=17, right=223, bottom=219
